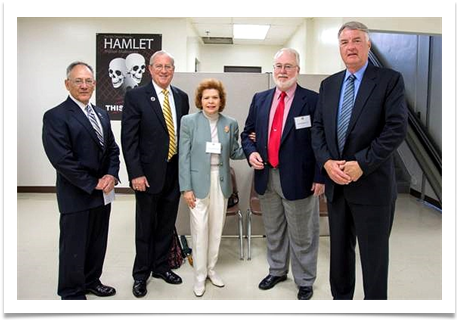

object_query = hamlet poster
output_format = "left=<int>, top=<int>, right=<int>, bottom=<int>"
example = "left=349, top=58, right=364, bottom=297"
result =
left=96, top=33, right=162, bottom=120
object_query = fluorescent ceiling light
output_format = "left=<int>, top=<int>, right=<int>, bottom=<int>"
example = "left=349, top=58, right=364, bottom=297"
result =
left=233, top=24, right=270, bottom=40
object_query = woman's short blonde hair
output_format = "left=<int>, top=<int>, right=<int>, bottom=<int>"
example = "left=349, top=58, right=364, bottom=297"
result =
left=195, top=78, right=226, bottom=112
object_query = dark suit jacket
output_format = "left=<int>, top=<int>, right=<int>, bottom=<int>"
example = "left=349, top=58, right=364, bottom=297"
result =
left=312, top=64, right=408, bottom=205
left=121, top=82, right=190, bottom=193
left=242, top=84, right=324, bottom=201
left=42, top=97, right=120, bottom=214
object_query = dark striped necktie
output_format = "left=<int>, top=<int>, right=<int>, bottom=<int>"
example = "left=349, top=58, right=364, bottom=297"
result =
left=337, top=74, right=356, bottom=154
left=85, top=104, right=104, bottom=147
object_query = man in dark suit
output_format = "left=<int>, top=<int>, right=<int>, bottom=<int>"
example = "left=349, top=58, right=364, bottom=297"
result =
left=312, top=21, right=408, bottom=300
left=121, top=50, right=190, bottom=298
left=242, top=48, right=324, bottom=300
left=42, top=61, right=120, bottom=300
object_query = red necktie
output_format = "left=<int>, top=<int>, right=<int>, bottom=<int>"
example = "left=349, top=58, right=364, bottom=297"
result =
left=268, top=91, right=286, bottom=168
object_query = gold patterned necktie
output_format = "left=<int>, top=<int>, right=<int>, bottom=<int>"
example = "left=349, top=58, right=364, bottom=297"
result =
left=162, top=89, right=176, bottom=160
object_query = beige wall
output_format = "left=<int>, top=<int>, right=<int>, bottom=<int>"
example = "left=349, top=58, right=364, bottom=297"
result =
left=198, top=44, right=282, bottom=73
left=308, top=18, right=345, bottom=74
left=17, top=17, right=442, bottom=187
left=186, top=19, right=202, bottom=72
left=18, top=17, right=196, bottom=187
left=285, top=20, right=308, bottom=72
left=344, top=17, right=442, bottom=34
left=195, top=18, right=442, bottom=75
left=286, top=17, right=442, bottom=75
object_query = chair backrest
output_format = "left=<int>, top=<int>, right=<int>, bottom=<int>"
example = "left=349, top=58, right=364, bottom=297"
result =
left=249, top=173, right=262, bottom=215
left=319, top=196, right=328, bottom=217
left=226, top=167, right=239, bottom=215
left=230, top=166, right=238, bottom=193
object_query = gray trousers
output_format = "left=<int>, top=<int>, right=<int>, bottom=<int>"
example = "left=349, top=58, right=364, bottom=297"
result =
left=258, top=168, right=319, bottom=287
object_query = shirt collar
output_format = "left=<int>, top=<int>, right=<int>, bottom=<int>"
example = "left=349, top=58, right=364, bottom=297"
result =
left=69, top=94, right=89, bottom=112
left=275, top=82, right=297, bottom=100
left=345, top=61, right=368, bottom=82
left=152, top=81, right=172, bottom=96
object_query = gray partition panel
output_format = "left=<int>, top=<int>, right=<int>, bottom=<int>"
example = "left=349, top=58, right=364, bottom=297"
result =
left=268, top=73, right=328, bottom=93
left=297, top=74, right=328, bottom=93
left=172, top=73, right=327, bottom=236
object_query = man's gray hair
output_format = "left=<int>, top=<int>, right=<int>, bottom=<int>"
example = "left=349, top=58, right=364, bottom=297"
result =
left=274, top=48, right=300, bottom=66
left=149, top=50, right=175, bottom=66
left=338, top=21, right=370, bottom=41
left=66, top=61, right=94, bottom=79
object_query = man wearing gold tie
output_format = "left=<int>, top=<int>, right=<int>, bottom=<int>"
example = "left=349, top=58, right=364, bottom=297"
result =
left=121, top=50, right=190, bottom=298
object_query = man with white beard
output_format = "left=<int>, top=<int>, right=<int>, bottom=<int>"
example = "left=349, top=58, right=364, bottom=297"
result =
left=241, top=48, right=324, bottom=300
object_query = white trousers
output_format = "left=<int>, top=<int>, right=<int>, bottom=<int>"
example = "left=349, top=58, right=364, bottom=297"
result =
left=189, top=168, right=228, bottom=283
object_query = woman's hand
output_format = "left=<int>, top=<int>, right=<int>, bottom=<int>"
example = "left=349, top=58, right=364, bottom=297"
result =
left=183, top=190, right=197, bottom=209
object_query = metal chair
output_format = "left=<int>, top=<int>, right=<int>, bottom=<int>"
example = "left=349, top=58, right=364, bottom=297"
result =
left=246, top=174, right=262, bottom=260
left=319, top=195, right=328, bottom=217
left=226, top=167, right=244, bottom=260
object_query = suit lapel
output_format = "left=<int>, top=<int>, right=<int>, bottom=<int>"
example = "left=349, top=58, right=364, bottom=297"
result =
left=171, top=86, right=183, bottom=120
left=66, top=98, right=103, bottom=149
left=198, top=111, right=211, bottom=140
left=145, top=82, right=167, bottom=131
left=328, top=72, right=346, bottom=156
left=346, top=65, right=377, bottom=138
left=281, top=85, right=306, bottom=145
left=93, top=105, right=109, bottom=148
left=216, top=114, right=229, bottom=146
left=260, top=89, right=275, bottom=148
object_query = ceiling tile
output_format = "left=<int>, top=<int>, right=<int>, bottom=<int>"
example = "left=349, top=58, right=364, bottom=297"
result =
left=266, top=25, right=298, bottom=39
left=194, top=23, right=233, bottom=37
left=189, top=17, right=306, bottom=46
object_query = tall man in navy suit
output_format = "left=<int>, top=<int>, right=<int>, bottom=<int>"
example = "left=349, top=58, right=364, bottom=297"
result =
left=121, top=50, right=190, bottom=298
left=42, top=62, right=120, bottom=300
left=242, top=48, right=324, bottom=300
left=312, top=21, right=408, bottom=299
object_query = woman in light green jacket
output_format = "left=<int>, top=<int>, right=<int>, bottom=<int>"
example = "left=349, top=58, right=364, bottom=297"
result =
left=179, top=79, right=245, bottom=297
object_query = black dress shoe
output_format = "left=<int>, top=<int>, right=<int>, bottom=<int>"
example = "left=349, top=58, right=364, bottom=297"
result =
left=152, top=270, right=182, bottom=284
left=258, top=274, right=287, bottom=290
left=133, top=280, right=147, bottom=298
left=86, top=284, right=116, bottom=297
left=62, top=295, right=87, bottom=300
left=298, top=286, right=313, bottom=300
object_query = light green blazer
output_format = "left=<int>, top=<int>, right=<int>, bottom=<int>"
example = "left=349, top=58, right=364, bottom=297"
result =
left=179, top=111, right=245, bottom=199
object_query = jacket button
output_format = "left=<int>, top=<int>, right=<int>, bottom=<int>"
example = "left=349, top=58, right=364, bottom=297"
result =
left=220, top=177, right=224, bottom=181
left=219, top=163, right=223, bottom=166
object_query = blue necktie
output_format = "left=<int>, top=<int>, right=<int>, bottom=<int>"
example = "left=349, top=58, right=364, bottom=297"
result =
left=85, top=105, right=104, bottom=147
left=337, top=74, right=356, bottom=154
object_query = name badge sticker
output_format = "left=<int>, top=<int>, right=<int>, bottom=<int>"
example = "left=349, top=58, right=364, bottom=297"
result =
left=206, top=142, right=222, bottom=154
left=294, top=115, right=311, bottom=129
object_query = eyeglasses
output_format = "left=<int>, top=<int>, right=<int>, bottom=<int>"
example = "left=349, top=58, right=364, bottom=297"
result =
left=152, top=64, right=174, bottom=71
left=273, top=64, right=297, bottom=72
left=69, top=78, right=95, bottom=87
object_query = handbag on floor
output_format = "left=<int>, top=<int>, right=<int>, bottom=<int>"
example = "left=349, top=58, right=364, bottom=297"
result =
left=168, top=227, right=184, bottom=269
